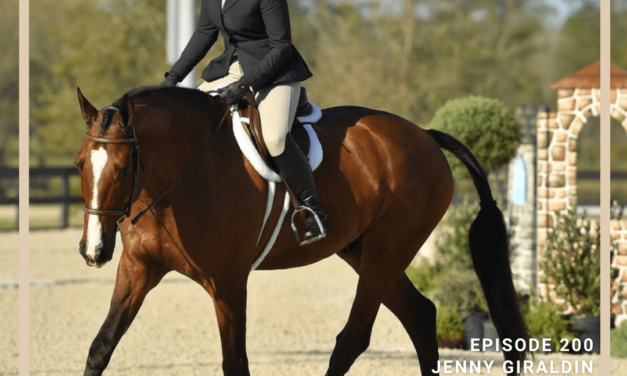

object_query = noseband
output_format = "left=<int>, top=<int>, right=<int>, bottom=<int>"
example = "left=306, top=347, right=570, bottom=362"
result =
left=82, top=104, right=230, bottom=237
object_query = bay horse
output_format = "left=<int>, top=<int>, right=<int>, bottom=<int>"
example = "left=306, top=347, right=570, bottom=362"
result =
left=75, top=86, right=527, bottom=376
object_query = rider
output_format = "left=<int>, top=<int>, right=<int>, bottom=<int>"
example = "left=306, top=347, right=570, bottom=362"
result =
left=161, top=0, right=329, bottom=245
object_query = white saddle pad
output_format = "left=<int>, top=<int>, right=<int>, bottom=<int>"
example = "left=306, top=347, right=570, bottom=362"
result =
left=231, top=102, right=323, bottom=182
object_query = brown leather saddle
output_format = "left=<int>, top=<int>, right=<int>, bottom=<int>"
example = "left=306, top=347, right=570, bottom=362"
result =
left=237, top=88, right=314, bottom=173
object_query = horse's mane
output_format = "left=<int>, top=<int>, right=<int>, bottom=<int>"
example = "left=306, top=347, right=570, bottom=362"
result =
left=101, top=86, right=217, bottom=132
left=111, top=86, right=214, bottom=108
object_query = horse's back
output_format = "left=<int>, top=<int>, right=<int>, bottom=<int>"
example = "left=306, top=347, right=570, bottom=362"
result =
left=251, top=105, right=455, bottom=270
left=318, top=106, right=453, bottom=198
left=316, top=105, right=454, bottom=233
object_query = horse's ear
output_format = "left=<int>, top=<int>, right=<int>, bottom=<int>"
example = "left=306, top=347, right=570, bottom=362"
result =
left=77, top=87, right=98, bottom=124
left=116, top=95, right=134, bottom=128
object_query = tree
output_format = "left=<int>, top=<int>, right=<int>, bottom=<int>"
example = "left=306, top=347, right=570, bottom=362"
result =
left=611, top=3, right=627, bottom=69
left=29, top=0, right=591, bottom=167
left=0, top=0, right=19, bottom=167
left=30, top=0, right=169, bottom=165
left=428, top=95, right=519, bottom=181
left=553, top=2, right=600, bottom=81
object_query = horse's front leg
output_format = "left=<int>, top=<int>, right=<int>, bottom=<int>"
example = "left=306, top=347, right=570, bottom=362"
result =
left=84, top=251, right=166, bottom=376
left=207, top=275, right=250, bottom=376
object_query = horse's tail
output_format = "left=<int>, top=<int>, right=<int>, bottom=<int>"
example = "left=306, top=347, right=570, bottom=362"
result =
left=426, top=129, right=528, bottom=368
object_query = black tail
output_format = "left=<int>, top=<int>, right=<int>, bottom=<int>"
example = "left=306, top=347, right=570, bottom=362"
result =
left=427, top=129, right=528, bottom=369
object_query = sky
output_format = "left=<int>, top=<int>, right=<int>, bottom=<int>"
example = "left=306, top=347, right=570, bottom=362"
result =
left=548, top=0, right=583, bottom=27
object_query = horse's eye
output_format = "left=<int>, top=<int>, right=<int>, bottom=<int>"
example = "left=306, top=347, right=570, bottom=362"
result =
left=122, top=168, right=131, bottom=177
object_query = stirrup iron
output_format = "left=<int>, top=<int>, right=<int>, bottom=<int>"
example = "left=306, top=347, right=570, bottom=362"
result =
left=290, top=206, right=327, bottom=246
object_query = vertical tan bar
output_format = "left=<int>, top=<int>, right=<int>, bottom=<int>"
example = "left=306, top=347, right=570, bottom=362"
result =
left=18, top=0, right=29, bottom=375
left=601, top=0, right=610, bottom=375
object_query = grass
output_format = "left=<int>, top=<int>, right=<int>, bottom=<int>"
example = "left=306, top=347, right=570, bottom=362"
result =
left=0, top=218, right=17, bottom=231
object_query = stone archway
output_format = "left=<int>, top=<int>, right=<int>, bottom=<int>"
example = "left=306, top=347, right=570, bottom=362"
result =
left=535, top=62, right=627, bottom=312
left=537, top=62, right=601, bottom=241
left=536, top=61, right=603, bottom=302
left=609, top=64, right=627, bottom=326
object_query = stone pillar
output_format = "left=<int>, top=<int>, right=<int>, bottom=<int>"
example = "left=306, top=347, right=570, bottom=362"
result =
left=507, top=106, right=540, bottom=293
left=536, top=88, right=601, bottom=299
left=611, top=88, right=627, bottom=131
left=610, top=88, right=627, bottom=326
left=612, top=219, right=627, bottom=327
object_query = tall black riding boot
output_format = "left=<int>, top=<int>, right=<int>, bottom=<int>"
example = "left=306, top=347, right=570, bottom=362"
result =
left=272, top=134, right=329, bottom=246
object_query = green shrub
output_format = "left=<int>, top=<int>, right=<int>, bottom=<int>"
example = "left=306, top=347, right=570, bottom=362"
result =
left=406, top=202, right=488, bottom=318
left=436, top=304, right=465, bottom=342
left=525, top=301, right=575, bottom=350
left=434, top=202, right=477, bottom=272
left=428, top=95, right=519, bottom=181
left=611, top=322, right=627, bottom=358
left=541, top=204, right=600, bottom=316
left=405, top=261, right=438, bottom=295
left=431, top=269, right=488, bottom=318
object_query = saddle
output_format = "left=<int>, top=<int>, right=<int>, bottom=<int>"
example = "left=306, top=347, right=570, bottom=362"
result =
left=229, top=88, right=324, bottom=270
left=237, top=87, right=315, bottom=173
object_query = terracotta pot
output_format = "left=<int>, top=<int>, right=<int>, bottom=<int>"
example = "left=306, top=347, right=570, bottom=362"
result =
left=438, top=335, right=465, bottom=349
left=463, top=311, right=488, bottom=350
left=571, top=315, right=600, bottom=354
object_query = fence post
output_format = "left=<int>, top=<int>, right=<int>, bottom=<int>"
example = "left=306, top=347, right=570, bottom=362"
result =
left=61, top=173, right=69, bottom=229
left=14, top=179, right=19, bottom=230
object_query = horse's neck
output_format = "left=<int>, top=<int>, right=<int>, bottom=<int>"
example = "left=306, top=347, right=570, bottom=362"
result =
left=134, top=103, right=247, bottom=203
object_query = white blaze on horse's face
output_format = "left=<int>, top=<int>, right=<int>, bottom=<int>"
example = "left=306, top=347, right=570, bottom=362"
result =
left=85, top=147, right=108, bottom=262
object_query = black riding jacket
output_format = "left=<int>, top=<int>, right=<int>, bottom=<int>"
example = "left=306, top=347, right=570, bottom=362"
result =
left=170, top=0, right=312, bottom=92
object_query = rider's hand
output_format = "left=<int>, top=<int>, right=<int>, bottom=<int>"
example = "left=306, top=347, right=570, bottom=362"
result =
left=161, top=71, right=180, bottom=87
left=219, top=79, right=251, bottom=105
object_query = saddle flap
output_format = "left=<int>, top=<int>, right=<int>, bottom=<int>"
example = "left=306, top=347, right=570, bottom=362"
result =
left=240, top=93, right=273, bottom=167
left=238, top=93, right=311, bottom=172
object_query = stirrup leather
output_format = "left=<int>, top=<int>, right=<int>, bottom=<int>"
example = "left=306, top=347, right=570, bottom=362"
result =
left=290, top=206, right=327, bottom=246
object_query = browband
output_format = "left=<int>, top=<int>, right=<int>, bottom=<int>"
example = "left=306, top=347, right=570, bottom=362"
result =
left=85, top=134, right=135, bottom=144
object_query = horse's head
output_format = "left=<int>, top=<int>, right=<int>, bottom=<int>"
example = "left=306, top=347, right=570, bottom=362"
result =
left=75, top=88, right=136, bottom=268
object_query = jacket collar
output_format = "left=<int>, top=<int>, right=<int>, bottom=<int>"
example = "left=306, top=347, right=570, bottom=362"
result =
left=221, top=0, right=240, bottom=14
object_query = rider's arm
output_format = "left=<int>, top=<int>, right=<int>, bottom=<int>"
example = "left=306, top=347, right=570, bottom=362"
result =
left=170, top=1, right=219, bottom=81
left=244, top=0, right=293, bottom=92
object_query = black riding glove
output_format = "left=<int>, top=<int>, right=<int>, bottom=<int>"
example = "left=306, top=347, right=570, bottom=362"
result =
left=161, top=71, right=180, bottom=87
left=219, top=79, right=251, bottom=105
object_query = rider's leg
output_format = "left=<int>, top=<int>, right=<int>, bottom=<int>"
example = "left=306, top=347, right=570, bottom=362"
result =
left=256, top=82, right=300, bottom=155
left=257, top=83, right=329, bottom=245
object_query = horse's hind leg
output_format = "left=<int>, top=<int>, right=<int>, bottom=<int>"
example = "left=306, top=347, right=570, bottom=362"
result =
left=324, top=266, right=387, bottom=376
left=84, top=252, right=166, bottom=376
left=339, top=252, right=439, bottom=375
left=325, top=235, right=425, bottom=376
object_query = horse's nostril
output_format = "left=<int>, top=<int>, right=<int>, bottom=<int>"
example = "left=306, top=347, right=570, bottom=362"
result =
left=79, top=242, right=87, bottom=258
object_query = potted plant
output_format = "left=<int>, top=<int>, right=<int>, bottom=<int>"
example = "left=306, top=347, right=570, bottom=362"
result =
left=407, top=203, right=494, bottom=349
left=524, top=301, right=576, bottom=352
left=541, top=204, right=600, bottom=353
left=436, top=304, right=465, bottom=349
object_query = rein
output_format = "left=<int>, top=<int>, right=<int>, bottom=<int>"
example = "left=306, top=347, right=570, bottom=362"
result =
left=83, top=105, right=230, bottom=237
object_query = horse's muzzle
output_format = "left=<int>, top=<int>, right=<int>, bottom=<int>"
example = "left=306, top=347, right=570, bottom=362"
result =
left=79, top=241, right=109, bottom=268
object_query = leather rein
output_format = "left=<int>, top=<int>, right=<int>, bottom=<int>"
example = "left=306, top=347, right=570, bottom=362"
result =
left=83, top=105, right=230, bottom=237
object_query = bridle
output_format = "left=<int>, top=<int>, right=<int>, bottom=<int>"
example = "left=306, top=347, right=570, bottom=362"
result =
left=82, top=103, right=230, bottom=237
left=83, top=125, right=141, bottom=236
